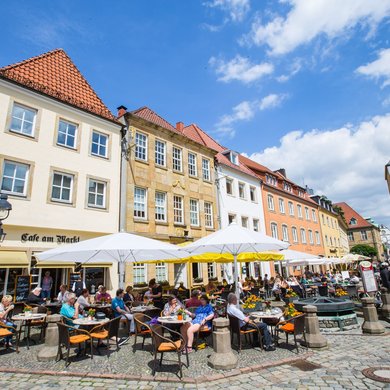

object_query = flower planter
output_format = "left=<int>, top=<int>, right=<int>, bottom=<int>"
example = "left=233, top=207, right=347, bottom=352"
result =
left=283, top=297, right=297, bottom=304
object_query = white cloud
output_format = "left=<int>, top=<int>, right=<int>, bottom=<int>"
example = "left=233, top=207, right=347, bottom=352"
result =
left=356, top=48, right=390, bottom=88
left=209, top=55, right=274, bottom=84
left=276, top=59, right=302, bottom=82
left=245, top=0, right=390, bottom=55
left=259, top=93, right=287, bottom=110
left=247, top=113, right=390, bottom=226
left=205, top=0, right=250, bottom=22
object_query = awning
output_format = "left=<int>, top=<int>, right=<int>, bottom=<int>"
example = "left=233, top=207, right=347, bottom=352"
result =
left=0, top=251, right=29, bottom=268
left=35, top=261, right=75, bottom=269
left=81, top=263, right=112, bottom=268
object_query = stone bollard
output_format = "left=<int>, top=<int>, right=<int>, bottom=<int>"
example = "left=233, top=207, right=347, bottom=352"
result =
left=37, top=314, right=62, bottom=361
left=208, top=317, right=238, bottom=370
left=301, top=305, right=328, bottom=349
left=361, top=297, right=385, bottom=334
left=380, top=287, right=390, bottom=319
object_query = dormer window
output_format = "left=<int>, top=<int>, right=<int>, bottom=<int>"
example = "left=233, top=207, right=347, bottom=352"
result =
left=266, top=174, right=277, bottom=186
left=298, top=189, right=304, bottom=197
left=283, top=181, right=292, bottom=192
left=230, top=152, right=239, bottom=165
left=350, top=217, right=357, bottom=225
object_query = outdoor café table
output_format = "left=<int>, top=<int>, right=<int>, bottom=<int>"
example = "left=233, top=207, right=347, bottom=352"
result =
left=130, top=305, right=158, bottom=313
left=157, top=316, right=192, bottom=325
left=73, top=317, right=110, bottom=330
left=12, top=312, right=47, bottom=349
left=249, top=310, right=283, bottom=321
left=43, top=301, right=62, bottom=314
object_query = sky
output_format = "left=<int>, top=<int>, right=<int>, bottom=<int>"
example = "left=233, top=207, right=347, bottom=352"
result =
left=1, top=0, right=390, bottom=226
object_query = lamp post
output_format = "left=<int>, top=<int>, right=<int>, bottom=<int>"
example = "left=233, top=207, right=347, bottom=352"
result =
left=0, top=192, right=12, bottom=243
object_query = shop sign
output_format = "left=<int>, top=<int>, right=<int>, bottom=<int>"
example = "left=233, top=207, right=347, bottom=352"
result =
left=359, top=260, right=377, bottom=293
left=21, top=233, right=81, bottom=244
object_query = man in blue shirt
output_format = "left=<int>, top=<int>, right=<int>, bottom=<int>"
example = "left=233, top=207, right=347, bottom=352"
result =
left=227, top=293, right=275, bottom=351
left=60, top=293, right=81, bottom=325
left=112, top=288, right=134, bottom=333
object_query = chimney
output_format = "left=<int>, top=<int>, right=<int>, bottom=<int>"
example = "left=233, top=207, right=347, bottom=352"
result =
left=176, top=121, right=184, bottom=132
left=275, top=168, right=286, bottom=177
left=117, top=105, right=127, bottom=118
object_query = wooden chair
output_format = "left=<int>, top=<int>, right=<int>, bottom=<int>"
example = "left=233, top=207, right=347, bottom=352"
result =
left=228, top=314, right=259, bottom=353
left=150, top=324, right=188, bottom=378
left=89, top=317, right=121, bottom=356
left=144, top=308, right=161, bottom=319
left=0, top=322, right=18, bottom=352
left=275, top=314, right=306, bottom=353
left=133, top=313, right=152, bottom=352
left=56, top=322, right=92, bottom=365
left=25, top=305, right=48, bottom=342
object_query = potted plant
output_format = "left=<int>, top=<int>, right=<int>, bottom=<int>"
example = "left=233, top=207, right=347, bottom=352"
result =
left=23, top=305, right=33, bottom=317
left=177, top=308, right=185, bottom=321
left=264, top=301, right=272, bottom=313
left=335, top=288, right=348, bottom=299
left=283, top=289, right=298, bottom=304
left=242, top=294, right=263, bottom=313
left=87, top=308, right=96, bottom=320
left=283, top=303, right=302, bottom=319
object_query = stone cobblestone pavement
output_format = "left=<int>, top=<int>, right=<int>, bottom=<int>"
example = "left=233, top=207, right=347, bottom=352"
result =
left=0, top=320, right=389, bottom=389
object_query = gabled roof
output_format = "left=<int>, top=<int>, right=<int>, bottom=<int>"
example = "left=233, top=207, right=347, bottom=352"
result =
left=334, top=202, right=373, bottom=229
left=130, top=106, right=179, bottom=133
left=0, top=49, right=117, bottom=123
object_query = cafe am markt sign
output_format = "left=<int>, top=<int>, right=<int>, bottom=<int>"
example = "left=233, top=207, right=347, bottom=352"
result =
left=21, top=233, right=80, bottom=244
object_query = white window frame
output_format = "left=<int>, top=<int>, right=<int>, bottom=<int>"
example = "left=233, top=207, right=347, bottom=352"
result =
left=204, top=202, right=214, bottom=228
left=292, top=227, right=298, bottom=243
left=238, top=182, right=246, bottom=199
left=207, top=262, right=216, bottom=279
left=297, top=204, right=303, bottom=218
left=134, top=187, right=147, bottom=220
left=288, top=201, right=294, bottom=216
left=172, top=146, right=183, bottom=172
left=360, top=230, right=368, bottom=240
left=305, top=207, right=310, bottom=220
left=253, top=219, right=259, bottom=232
left=279, top=198, right=285, bottom=214
left=57, top=119, right=78, bottom=149
left=91, top=131, right=108, bottom=158
left=348, top=232, right=354, bottom=241
left=135, top=132, right=148, bottom=161
left=87, top=178, right=107, bottom=209
left=202, top=158, right=211, bottom=181
left=228, top=214, right=236, bottom=224
left=249, top=186, right=256, bottom=202
left=270, top=222, right=278, bottom=239
left=267, top=194, right=275, bottom=211
left=308, top=230, right=314, bottom=244
left=173, top=195, right=184, bottom=225
left=188, top=152, right=197, bottom=177
left=155, top=139, right=166, bottom=167
left=315, top=231, right=321, bottom=245
left=241, top=216, right=248, bottom=228
left=312, top=209, right=317, bottom=222
left=155, top=191, right=167, bottom=222
left=190, top=199, right=200, bottom=227
left=10, top=102, right=37, bottom=137
left=226, top=178, right=234, bottom=195
left=300, top=228, right=307, bottom=244
left=133, top=263, right=147, bottom=284
left=1, top=160, right=30, bottom=197
left=51, top=172, right=73, bottom=204
left=282, top=224, right=289, bottom=242
left=155, top=262, right=167, bottom=282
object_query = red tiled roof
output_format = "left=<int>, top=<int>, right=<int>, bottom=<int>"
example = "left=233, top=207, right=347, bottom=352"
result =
left=333, top=202, right=373, bottom=229
left=131, top=106, right=179, bottom=133
left=0, top=49, right=117, bottom=122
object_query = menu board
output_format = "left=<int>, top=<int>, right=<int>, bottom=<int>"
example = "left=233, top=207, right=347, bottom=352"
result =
left=359, top=261, right=377, bottom=293
left=69, top=272, right=81, bottom=289
left=14, top=275, right=31, bottom=302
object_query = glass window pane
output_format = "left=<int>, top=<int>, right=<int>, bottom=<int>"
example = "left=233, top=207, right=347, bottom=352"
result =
left=1, top=177, right=13, bottom=192
left=63, top=176, right=71, bottom=188
left=88, top=193, right=95, bottom=204
left=10, top=117, right=22, bottom=131
left=52, top=186, right=60, bottom=199
left=3, top=163, right=15, bottom=177
left=62, top=188, right=70, bottom=200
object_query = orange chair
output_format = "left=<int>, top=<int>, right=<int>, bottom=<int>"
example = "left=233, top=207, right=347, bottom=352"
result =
left=133, top=313, right=152, bottom=352
left=89, top=316, right=121, bottom=355
left=275, top=314, right=306, bottom=352
left=0, top=322, right=18, bottom=352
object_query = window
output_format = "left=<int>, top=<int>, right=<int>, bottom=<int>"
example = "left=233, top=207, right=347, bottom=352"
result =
left=348, top=232, right=354, bottom=241
left=330, top=237, right=333, bottom=246
left=155, top=139, right=166, bottom=166
left=298, top=189, right=304, bottom=197
left=134, top=187, right=147, bottom=219
left=267, top=194, right=275, bottom=211
left=350, top=218, right=357, bottom=226
left=202, top=158, right=210, bottom=181
left=135, top=132, right=148, bottom=161
left=288, top=201, right=294, bottom=216
left=297, top=204, right=302, bottom=218
left=283, top=182, right=292, bottom=192
left=91, top=131, right=108, bottom=158
left=51, top=172, right=73, bottom=203
left=279, top=198, right=285, bottom=214
left=172, top=146, right=182, bottom=172
left=190, top=199, right=200, bottom=226
left=204, top=202, right=213, bottom=228
left=300, top=228, right=307, bottom=244
left=173, top=195, right=184, bottom=224
left=188, top=153, right=197, bottom=176
left=292, top=227, right=298, bottom=243
left=155, top=191, right=167, bottom=222
left=230, top=152, right=238, bottom=165
left=1, top=160, right=29, bottom=196
left=238, top=182, right=246, bottom=199
left=133, top=263, right=146, bottom=284
left=207, top=263, right=216, bottom=279
left=253, top=219, right=259, bottom=232
left=249, top=186, right=256, bottom=202
left=312, top=209, right=317, bottom=222
left=270, top=223, right=278, bottom=239
left=322, top=215, right=325, bottom=225
left=305, top=207, right=310, bottom=220
left=88, top=179, right=106, bottom=208
left=308, top=230, right=314, bottom=244
left=315, top=231, right=321, bottom=245
left=325, top=235, right=329, bottom=245
left=282, top=225, right=289, bottom=242
left=266, top=174, right=277, bottom=186
left=226, top=178, right=233, bottom=195
left=327, top=216, right=330, bottom=227
left=84, top=267, right=105, bottom=293
left=57, top=119, right=77, bottom=149
left=361, top=231, right=368, bottom=240
left=228, top=214, right=236, bottom=224
left=241, top=216, right=248, bottom=228
left=156, top=262, right=167, bottom=282
left=10, top=103, right=36, bottom=136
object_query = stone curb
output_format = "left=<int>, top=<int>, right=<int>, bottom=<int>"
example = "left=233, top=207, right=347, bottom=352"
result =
left=0, top=352, right=314, bottom=384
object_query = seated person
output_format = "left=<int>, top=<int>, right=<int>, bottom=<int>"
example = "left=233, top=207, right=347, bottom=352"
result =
left=27, top=287, right=45, bottom=305
left=124, top=286, right=135, bottom=303
left=76, top=289, right=90, bottom=311
left=60, top=293, right=82, bottom=325
left=57, top=284, right=70, bottom=303
left=163, top=295, right=183, bottom=316
left=112, top=288, right=134, bottom=333
left=181, top=294, right=214, bottom=353
left=0, top=295, right=15, bottom=347
left=350, top=273, right=360, bottom=284
left=226, top=293, right=275, bottom=351
left=95, top=286, right=112, bottom=303
left=185, top=290, right=202, bottom=308
left=205, top=280, right=216, bottom=294
left=143, top=287, right=153, bottom=303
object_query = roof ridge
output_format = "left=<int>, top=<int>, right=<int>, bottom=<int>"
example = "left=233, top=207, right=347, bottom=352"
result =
left=130, top=106, right=178, bottom=133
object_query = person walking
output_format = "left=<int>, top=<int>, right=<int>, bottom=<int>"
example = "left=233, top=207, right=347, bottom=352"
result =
left=41, top=271, right=53, bottom=299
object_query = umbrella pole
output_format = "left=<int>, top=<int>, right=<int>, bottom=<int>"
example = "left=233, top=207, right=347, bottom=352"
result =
left=234, top=254, right=239, bottom=303
left=118, top=261, right=125, bottom=289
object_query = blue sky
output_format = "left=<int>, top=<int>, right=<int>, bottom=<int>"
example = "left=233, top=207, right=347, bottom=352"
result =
left=1, top=0, right=390, bottom=226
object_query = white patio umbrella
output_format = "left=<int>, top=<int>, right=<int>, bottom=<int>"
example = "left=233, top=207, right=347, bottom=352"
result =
left=182, top=223, right=289, bottom=299
left=36, top=232, right=189, bottom=288
left=287, top=258, right=333, bottom=267
left=341, top=253, right=371, bottom=262
left=279, top=249, right=320, bottom=261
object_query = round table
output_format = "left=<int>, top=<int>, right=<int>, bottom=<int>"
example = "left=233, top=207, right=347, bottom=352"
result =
left=12, top=313, right=47, bottom=349
left=249, top=310, right=283, bottom=321
left=131, top=305, right=158, bottom=313
left=158, top=316, right=192, bottom=325
left=73, top=317, right=109, bottom=327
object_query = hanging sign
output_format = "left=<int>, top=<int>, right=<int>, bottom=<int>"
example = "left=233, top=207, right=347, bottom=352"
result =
left=359, top=261, right=377, bottom=293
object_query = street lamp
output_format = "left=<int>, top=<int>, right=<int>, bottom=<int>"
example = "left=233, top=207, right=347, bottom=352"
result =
left=0, top=192, right=12, bottom=243
left=386, top=161, right=390, bottom=195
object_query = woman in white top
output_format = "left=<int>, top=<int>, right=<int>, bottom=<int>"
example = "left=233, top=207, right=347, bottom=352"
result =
left=76, top=289, right=90, bottom=311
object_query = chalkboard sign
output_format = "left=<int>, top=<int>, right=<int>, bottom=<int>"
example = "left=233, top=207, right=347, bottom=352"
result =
left=69, top=272, right=81, bottom=290
left=14, top=275, right=31, bottom=302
